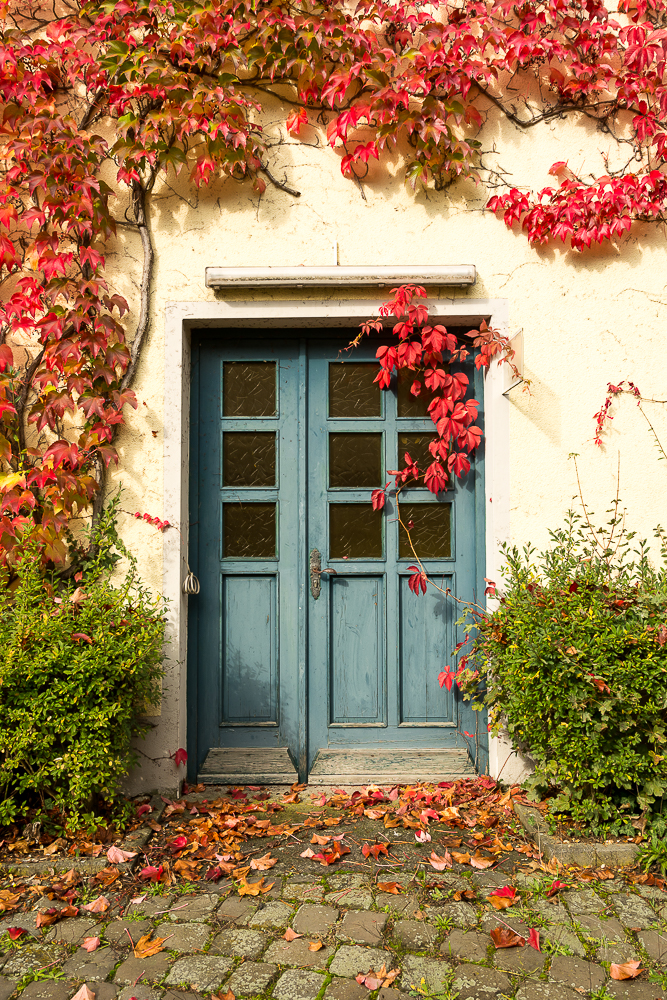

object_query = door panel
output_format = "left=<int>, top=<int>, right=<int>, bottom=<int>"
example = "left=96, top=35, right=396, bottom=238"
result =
left=189, top=331, right=486, bottom=783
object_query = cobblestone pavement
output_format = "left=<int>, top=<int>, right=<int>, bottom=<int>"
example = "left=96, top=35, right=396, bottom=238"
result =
left=1, top=860, right=667, bottom=1000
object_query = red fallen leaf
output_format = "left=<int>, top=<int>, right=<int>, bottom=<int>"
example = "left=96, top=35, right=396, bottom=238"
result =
left=138, top=865, right=164, bottom=882
left=361, top=843, right=389, bottom=860
left=7, top=927, right=26, bottom=940
left=415, top=830, right=431, bottom=843
left=428, top=850, right=452, bottom=871
left=169, top=835, right=188, bottom=853
left=610, top=961, right=644, bottom=980
left=313, top=842, right=351, bottom=866
left=283, top=928, right=302, bottom=941
left=81, top=936, right=100, bottom=952
left=136, top=803, right=152, bottom=817
left=490, top=886, right=516, bottom=899
left=527, top=928, right=540, bottom=951
left=490, top=927, right=525, bottom=948
left=488, top=886, right=517, bottom=910
left=546, top=880, right=568, bottom=898
left=377, top=882, right=402, bottom=894
left=173, top=748, right=188, bottom=767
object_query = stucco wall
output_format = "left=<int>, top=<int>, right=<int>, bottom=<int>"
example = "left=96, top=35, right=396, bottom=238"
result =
left=104, top=104, right=667, bottom=793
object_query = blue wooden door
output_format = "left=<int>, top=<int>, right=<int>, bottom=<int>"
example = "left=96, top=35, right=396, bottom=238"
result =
left=306, top=340, right=484, bottom=777
left=189, top=332, right=485, bottom=783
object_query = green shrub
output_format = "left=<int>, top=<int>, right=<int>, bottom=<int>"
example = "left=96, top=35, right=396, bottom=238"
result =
left=0, top=500, right=165, bottom=830
left=459, top=511, right=667, bottom=836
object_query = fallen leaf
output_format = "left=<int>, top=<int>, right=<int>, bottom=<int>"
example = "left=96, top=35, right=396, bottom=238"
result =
left=428, top=850, right=452, bottom=871
left=138, top=865, right=164, bottom=882
left=309, top=940, right=323, bottom=951
left=213, top=991, right=236, bottom=1000
left=43, top=838, right=67, bottom=856
left=81, top=937, right=101, bottom=952
left=610, top=961, right=644, bottom=981
left=361, top=843, right=389, bottom=860
left=237, top=877, right=274, bottom=896
left=487, top=886, right=517, bottom=910
left=377, top=882, right=402, bottom=894
left=356, top=965, right=401, bottom=990
left=7, top=927, right=26, bottom=940
left=490, top=927, right=525, bottom=948
left=546, top=880, right=568, bottom=898
left=107, top=845, right=137, bottom=864
left=451, top=851, right=471, bottom=865
left=283, top=928, right=302, bottom=941
left=453, top=889, right=477, bottom=902
left=311, top=834, right=331, bottom=845
left=134, top=933, right=168, bottom=958
left=441, top=836, right=462, bottom=848
left=415, top=830, right=431, bottom=843
left=82, top=896, right=110, bottom=913
left=470, top=852, right=495, bottom=870
left=250, top=853, right=278, bottom=871
left=528, top=928, right=540, bottom=951
left=36, top=909, right=59, bottom=928
left=94, top=867, right=120, bottom=888
left=70, top=986, right=96, bottom=1000
left=299, top=847, right=316, bottom=858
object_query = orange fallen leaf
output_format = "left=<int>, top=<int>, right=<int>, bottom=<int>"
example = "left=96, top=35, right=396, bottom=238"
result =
left=311, top=834, right=332, bottom=845
left=134, top=933, right=168, bottom=958
left=237, top=876, right=274, bottom=896
left=82, top=896, right=109, bottom=913
left=36, top=909, right=59, bottom=928
left=453, top=889, right=476, bottom=902
left=213, top=991, right=236, bottom=1000
left=451, top=851, right=471, bottom=865
left=356, top=965, right=401, bottom=990
left=309, top=940, right=323, bottom=951
left=490, top=927, right=525, bottom=948
left=470, top=852, right=495, bottom=870
left=283, top=928, right=302, bottom=941
left=361, top=843, right=389, bottom=860
left=610, top=961, right=644, bottom=981
left=43, top=838, right=67, bottom=856
left=377, top=882, right=402, bottom=894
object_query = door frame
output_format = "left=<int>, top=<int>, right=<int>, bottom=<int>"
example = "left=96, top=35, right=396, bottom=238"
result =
left=154, top=294, right=511, bottom=791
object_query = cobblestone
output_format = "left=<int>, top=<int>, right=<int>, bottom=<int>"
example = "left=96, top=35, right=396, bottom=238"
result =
left=2, top=800, right=667, bottom=1000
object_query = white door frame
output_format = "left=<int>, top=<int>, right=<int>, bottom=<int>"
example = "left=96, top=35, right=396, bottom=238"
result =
left=129, top=295, right=515, bottom=795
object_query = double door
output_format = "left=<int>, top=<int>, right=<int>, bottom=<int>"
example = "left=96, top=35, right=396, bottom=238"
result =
left=189, top=332, right=486, bottom=783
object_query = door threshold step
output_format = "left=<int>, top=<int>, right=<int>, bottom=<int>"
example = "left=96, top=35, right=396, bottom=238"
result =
left=307, top=748, right=474, bottom=785
left=198, top=747, right=298, bottom=785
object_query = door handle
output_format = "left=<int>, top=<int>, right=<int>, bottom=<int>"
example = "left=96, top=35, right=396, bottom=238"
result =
left=310, top=548, right=337, bottom=599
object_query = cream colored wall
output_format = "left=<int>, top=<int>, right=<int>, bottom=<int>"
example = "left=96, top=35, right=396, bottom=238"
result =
left=104, top=104, right=667, bottom=792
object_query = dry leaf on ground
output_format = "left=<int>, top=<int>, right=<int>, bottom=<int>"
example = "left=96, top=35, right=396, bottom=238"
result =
left=490, top=927, right=525, bottom=948
left=237, top=876, right=273, bottom=896
left=527, top=928, right=540, bottom=951
left=610, top=961, right=644, bottom=981
left=377, top=882, right=402, bottom=894
left=81, top=937, right=100, bottom=952
left=249, top=853, right=278, bottom=871
left=213, top=991, right=236, bottom=1000
left=356, top=965, right=401, bottom=990
left=43, top=838, right=67, bottom=856
left=451, top=851, right=470, bottom=865
left=309, top=941, right=323, bottom=951
left=82, top=896, right=110, bottom=913
left=487, top=886, right=517, bottom=910
left=283, top=928, right=302, bottom=941
left=470, top=852, right=495, bottom=870
left=428, top=850, right=452, bottom=871
left=452, top=889, right=476, bottom=902
left=35, top=909, right=59, bottom=928
left=134, top=933, right=168, bottom=958
left=311, top=834, right=331, bottom=845
left=107, top=845, right=137, bottom=864
left=70, top=986, right=95, bottom=1000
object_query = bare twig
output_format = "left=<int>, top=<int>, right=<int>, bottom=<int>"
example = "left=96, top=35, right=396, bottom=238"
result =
left=259, top=162, right=301, bottom=197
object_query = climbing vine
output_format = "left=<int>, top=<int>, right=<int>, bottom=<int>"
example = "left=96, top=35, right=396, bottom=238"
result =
left=1, top=0, right=666, bottom=563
